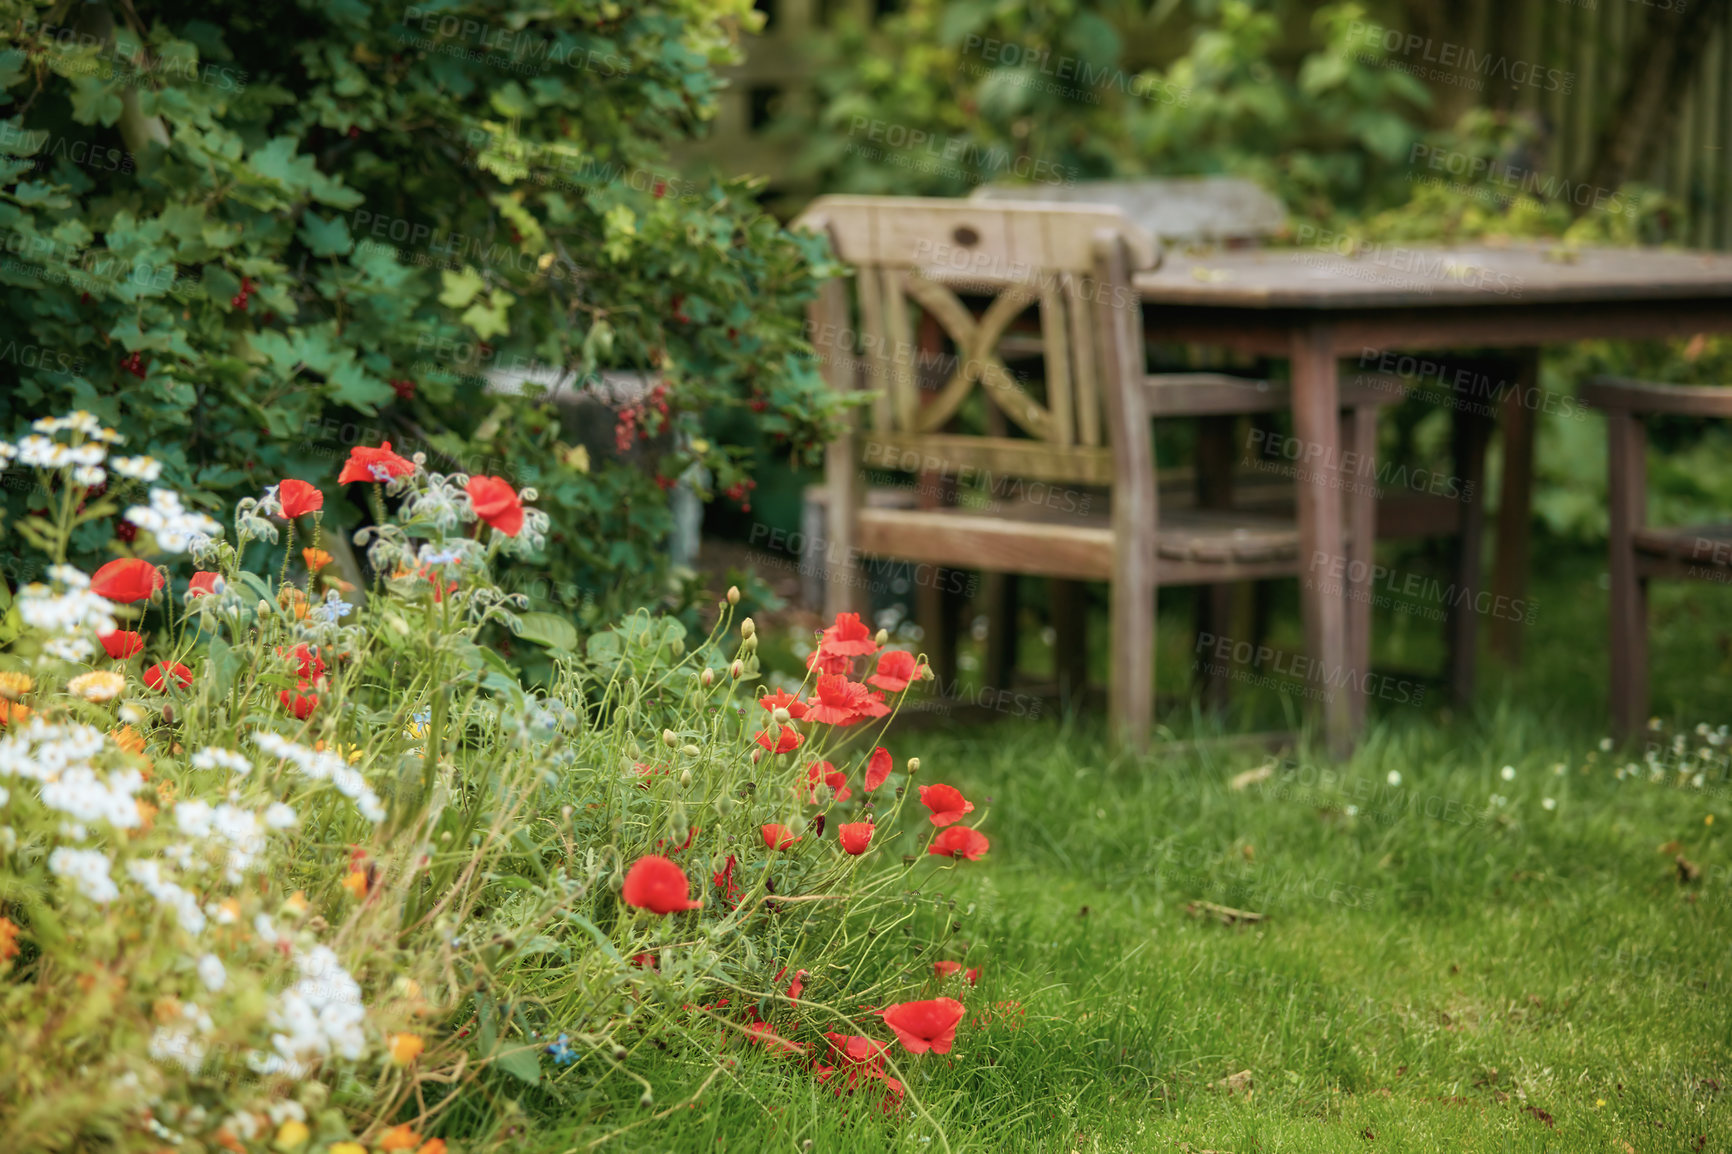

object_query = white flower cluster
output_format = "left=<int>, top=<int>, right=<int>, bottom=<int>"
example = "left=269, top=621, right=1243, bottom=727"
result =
left=125, top=488, right=223, bottom=554
left=111, top=455, right=164, bottom=482
left=126, top=859, right=209, bottom=934
left=18, top=565, right=117, bottom=636
left=175, top=799, right=272, bottom=882
left=148, top=1001, right=215, bottom=1072
left=191, top=746, right=254, bottom=776
left=48, top=845, right=119, bottom=903
left=397, top=473, right=468, bottom=532
left=270, top=945, right=366, bottom=1063
left=5, top=412, right=123, bottom=486
left=251, top=731, right=386, bottom=823
left=0, top=719, right=142, bottom=833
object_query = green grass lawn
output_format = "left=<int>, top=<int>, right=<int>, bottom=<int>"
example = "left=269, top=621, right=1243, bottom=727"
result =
left=546, top=547, right=1732, bottom=1151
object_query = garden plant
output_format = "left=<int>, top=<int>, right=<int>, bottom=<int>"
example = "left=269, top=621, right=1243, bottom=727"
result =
left=0, top=412, right=996, bottom=1151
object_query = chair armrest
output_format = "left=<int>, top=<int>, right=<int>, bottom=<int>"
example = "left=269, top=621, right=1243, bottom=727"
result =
left=1140, top=372, right=1404, bottom=417
left=1581, top=376, right=1732, bottom=417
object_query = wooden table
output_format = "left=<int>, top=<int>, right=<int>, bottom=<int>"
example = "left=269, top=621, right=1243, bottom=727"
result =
left=1134, top=242, right=1732, bottom=753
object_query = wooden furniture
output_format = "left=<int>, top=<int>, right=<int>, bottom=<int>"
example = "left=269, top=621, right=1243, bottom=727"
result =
left=793, top=195, right=1400, bottom=747
left=972, top=177, right=1287, bottom=245
left=1133, top=242, right=1732, bottom=752
left=1581, top=376, right=1732, bottom=735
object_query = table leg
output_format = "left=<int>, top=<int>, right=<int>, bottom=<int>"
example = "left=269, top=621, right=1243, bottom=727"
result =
left=1291, top=325, right=1353, bottom=756
left=1491, top=349, right=1540, bottom=663
left=1341, top=405, right=1378, bottom=733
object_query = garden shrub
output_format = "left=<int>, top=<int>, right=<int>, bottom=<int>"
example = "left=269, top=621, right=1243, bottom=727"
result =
left=0, top=0, right=850, bottom=625
left=0, top=411, right=994, bottom=1151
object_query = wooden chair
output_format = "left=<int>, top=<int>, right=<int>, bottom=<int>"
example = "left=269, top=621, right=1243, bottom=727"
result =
left=1582, top=376, right=1732, bottom=735
left=793, top=196, right=1401, bottom=746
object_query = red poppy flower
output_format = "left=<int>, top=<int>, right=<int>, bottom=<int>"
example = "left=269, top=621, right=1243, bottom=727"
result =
left=278, top=643, right=325, bottom=680
left=187, top=571, right=223, bottom=597
left=857, top=690, right=891, bottom=720
left=279, top=679, right=318, bottom=719
left=821, top=612, right=880, bottom=657
left=803, top=760, right=852, bottom=804
left=869, top=649, right=921, bottom=692
left=622, top=855, right=703, bottom=913
left=933, top=961, right=963, bottom=980
left=277, top=479, right=324, bottom=518
left=919, top=783, right=975, bottom=827
left=878, top=997, right=966, bottom=1055
left=337, top=442, right=415, bottom=485
left=99, top=630, right=144, bottom=659
left=929, top=826, right=990, bottom=861
left=466, top=474, right=525, bottom=536
left=758, top=688, right=808, bottom=721
left=806, top=674, right=871, bottom=725
left=761, top=823, right=802, bottom=850
left=90, top=558, right=164, bottom=604
left=838, top=821, right=874, bottom=855
left=965, top=967, right=981, bottom=985
left=819, top=1032, right=895, bottom=1092
left=806, top=646, right=851, bottom=676
left=753, top=726, right=802, bottom=754
left=143, top=661, right=193, bottom=691
left=864, top=746, right=892, bottom=792
left=774, top=964, right=807, bottom=1000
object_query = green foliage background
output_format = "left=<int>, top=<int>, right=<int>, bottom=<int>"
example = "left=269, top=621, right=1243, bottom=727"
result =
left=0, top=0, right=847, bottom=623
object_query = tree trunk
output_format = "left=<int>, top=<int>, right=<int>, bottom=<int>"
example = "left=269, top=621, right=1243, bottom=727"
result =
left=1580, top=0, right=1732, bottom=205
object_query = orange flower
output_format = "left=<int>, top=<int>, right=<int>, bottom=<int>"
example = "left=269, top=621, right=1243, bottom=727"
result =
left=302, top=547, right=333, bottom=572
left=377, top=1124, right=422, bottom=1151
left=111, top=724, right=146, bottom=755
left=415, top=1141, right=448, bottom=1154
left=389, top=1033, right=425, bottom=1065
left=341, top=869, right=368, bottom=899
left=0, top=917, right=20, bottom=961
left=0, top=700, right=31, bottom=726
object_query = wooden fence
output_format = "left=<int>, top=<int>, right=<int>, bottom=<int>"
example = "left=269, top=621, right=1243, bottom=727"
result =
left=686, top=0, right=1732, bottom=248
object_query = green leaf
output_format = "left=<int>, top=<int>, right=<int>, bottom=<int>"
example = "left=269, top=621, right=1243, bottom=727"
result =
left=495, top=1044, right=542, bottom=1085
left=206, top=634, right=242, bottom=691
left=68, top=77, right=123, bottom=126
left=514, top=611, right=578, bottom=652
left=299, top=211, right=353, bottom=257
left=461, top=288, right=515, bottom=340
left=439, top=267, right=485, bottom=309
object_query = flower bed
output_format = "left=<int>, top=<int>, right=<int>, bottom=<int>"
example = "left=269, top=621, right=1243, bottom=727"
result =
left=0, top=412, right=994, bottom=1152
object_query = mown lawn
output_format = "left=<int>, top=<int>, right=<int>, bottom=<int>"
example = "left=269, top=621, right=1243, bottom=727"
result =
left=539, top=548, right=1732, bottom=1151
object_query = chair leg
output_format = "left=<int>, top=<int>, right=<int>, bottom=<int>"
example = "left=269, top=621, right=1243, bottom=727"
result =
left=1446, top=400, right=1492, bottom=704
left=1193, top=414, right=1236, bottom=711
left=1491, top=350, right=1540, bottom=664
left=1194, top=584, right=1234, bottom=711
left=1110, top=573, right=1155, bottom=751
left=1606, top=409, right=1650, bottom=735
left=983, top=572, right=1019, bottom=691
left=1051, top=579, right=1088, bottom=707
left=1341, top=406, right=1379, bottom=731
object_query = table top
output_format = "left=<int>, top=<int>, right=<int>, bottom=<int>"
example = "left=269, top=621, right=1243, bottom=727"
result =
left=1133, top=242, right=1732, bottom=310
left=972, top=177, right=1287, bottom=242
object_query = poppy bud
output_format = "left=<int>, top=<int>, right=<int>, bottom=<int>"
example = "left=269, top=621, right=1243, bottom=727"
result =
left=814, top=814, right=826, bottom=837
left=771, top=707, right=791, bottom=725
left=161, top=704, right=174, bottom=725
left=613, top=1045, right=628, bottom=1061
left=717, top=794, right=735, bottom=815
left=679, top=768, right=693, bottom=787
left=639, top=1088, right=653, bottom=1108
left=751, top=749, right=762, bottom=765
left=257, top=599, right=271, bottom=617
left=730, top=660, right=744, bottom=679
left=907, top=757, right=920, bottom=774
left=682, top=743, right=699, bottom=757
left=741, top=618, right=755, bottom=640
left=742, top=635, right=758, bottom=654
left=663, top=729, right=678, bottom=747
left=671, top=804, right=688, bottom=845
left=701, top=668, right=715, bottom=687
left=727, top=585, right=740, bottom=605
left=875, top=628, right=889, bottom=645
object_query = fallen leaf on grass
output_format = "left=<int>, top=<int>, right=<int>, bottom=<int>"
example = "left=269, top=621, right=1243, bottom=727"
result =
left=1186, top=901, right=1265, bottom=926
left=1675, top=853, right=1702, bottom=884
left=1523, top=1105, right=1555, bottom=1128
left=1229, top=763, right=1274, bottom=791
left=1212, top=1069, right=1254, bottom=1095
left=1658, top=840, right=1682, bottom=855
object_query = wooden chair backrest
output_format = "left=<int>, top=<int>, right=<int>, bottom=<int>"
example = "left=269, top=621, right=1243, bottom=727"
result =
left=794, top=195, right=1159, bottom=487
